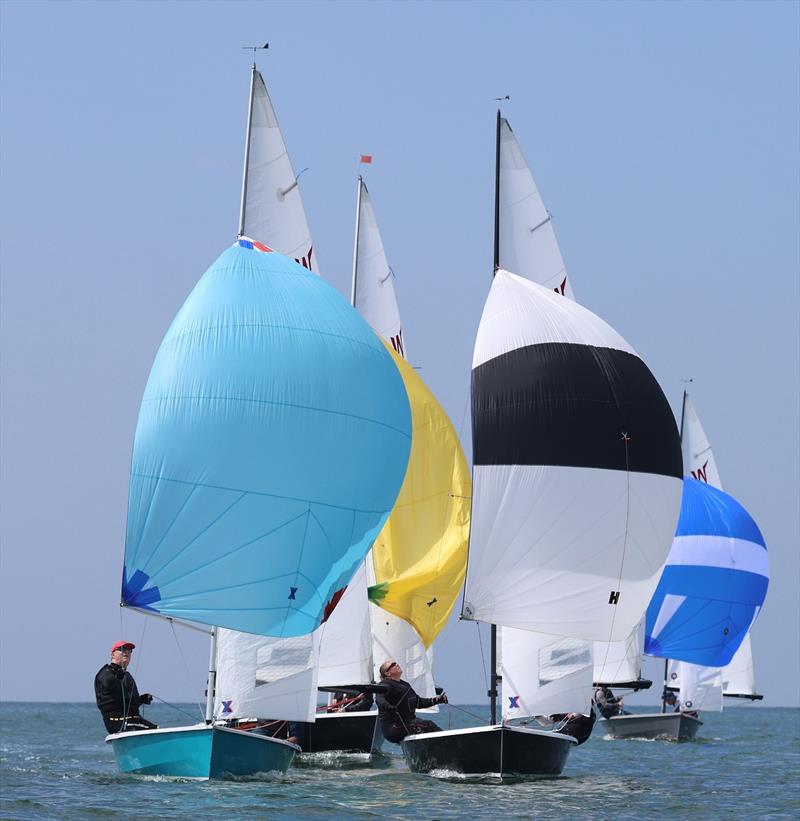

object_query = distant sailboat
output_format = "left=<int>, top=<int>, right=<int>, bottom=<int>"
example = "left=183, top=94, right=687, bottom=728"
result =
left=679, top=394, right=764, bottom=702
left=108, top=239, right=413, bottom=778
left=400, top=112, right=683, bottom=778
left=604, top=393, right=770, bottom=741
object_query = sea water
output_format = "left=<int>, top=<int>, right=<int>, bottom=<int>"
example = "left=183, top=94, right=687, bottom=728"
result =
left=1, top=702, right=798, bottom=820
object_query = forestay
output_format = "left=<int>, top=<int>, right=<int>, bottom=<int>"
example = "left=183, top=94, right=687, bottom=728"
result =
left=464, top=269, right=682, bottom=641
left=645, top=479, right=769, bottom=667
left=121, top=241, right=412, bottom=637
left=498, top=118, right=574, bottom=299
left=682, top=395, right=723, bottom=488
left=240, top=69, right=318, bottom=272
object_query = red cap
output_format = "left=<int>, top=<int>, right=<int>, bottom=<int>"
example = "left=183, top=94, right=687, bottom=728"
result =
left=111, top=640, right=135, bottom=653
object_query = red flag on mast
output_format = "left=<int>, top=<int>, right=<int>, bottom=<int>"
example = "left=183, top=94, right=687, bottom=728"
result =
left=360, top=154, right=373, bottom=164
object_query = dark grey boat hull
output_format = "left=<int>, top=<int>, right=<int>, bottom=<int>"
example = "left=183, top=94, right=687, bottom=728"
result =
left=401, top=725, right=575, bottom=777
left=303, top=711, right=378, bottom=753
left=603, top=712, right=702, bottom=741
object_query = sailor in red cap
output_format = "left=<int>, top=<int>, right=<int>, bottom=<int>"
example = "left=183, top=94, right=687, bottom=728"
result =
left=94, top=641, right=158, bottom=734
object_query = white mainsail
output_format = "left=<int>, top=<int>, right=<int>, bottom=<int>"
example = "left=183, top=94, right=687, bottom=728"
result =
left=352, top=178, right=406, bottom=358
left=239, top=67, right=319, bottom=273
left=498, top=117, right=574, bottom=299
left=682, top=394, right=723, bottom=489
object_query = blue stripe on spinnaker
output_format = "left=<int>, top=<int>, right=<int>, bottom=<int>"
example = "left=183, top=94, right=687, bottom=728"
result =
left=122, top=567, right=161, bottom=611
left=675, top=478, right=765, bottom=546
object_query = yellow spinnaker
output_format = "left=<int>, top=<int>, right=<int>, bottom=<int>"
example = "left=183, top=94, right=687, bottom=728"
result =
left=368, top=341, right=471, bottom=647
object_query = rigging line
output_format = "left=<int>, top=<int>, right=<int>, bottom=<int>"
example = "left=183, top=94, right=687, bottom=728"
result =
left=603, top=431, right=633, bottom=657
left=170, top=620, right=205, bottom=720
left=476, top=621, right=489, bottom=694
left=152, top=695, right=201, bottom=723
left=447, top=703, right=489, bottom=723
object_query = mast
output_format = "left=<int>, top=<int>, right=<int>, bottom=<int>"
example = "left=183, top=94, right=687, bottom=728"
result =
left=237, top=63, right=257, bottom=238
left=205, top=626, right=219, bottom=724
left=350, top=176, right=363, bottom=307
left=493, top=109, right=501, bottom=277
left=661, top=390, right=688, bottom=713
left=487, top=108, right=502, bottom=725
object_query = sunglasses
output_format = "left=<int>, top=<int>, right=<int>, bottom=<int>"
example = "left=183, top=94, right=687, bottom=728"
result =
left=384, top=662, right=398, bottom=674
left=113, top=649, right=133, bottom=654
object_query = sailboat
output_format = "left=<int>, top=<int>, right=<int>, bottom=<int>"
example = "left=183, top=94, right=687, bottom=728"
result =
left=211, top=70, right=468, bottom=755
left=603, top=392, right=770, bottom=741
left=679, top=394, right=764, bottom=703
left=107, top=238, right=414, bottom=778
left=400, top=112, right=684, bottom=777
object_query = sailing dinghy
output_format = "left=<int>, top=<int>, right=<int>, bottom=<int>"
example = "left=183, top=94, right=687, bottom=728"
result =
left=604, top=393, right=770, bottom=740
left=108, top=240, right=413, bottom=778
left=401, top=112, right=684, bottom=777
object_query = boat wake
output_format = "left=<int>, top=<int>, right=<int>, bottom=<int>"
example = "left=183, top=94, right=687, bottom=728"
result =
left=294, top=751, right=377, bottom=769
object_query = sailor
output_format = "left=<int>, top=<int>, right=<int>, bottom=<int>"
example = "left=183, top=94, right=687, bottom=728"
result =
left=375, top=660, right=447, bottom=743
left=326, top=690, right=375, bottom=713
left=94, top=641, right=158, bottom=733
left=593, top=686, right=625, bottom=719
left=549, top=707, right=597, bottom=745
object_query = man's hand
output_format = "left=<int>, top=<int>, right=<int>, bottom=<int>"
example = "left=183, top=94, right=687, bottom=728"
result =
left=139, top=693, right=154, bottom=705
left=437, top=693, right=448, bottom=705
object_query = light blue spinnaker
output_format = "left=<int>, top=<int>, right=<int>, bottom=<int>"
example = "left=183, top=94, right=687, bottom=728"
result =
left=644, top=478, right=769, bottom=667
left=122, top=240, right=412, bottom=637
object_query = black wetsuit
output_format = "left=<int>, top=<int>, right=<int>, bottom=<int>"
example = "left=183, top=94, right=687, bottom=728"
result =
left=376, top=678, right=441, bottom=743
left=94, top=663, right=157, bottom=734
left=594, top=687, right=625, bottom=719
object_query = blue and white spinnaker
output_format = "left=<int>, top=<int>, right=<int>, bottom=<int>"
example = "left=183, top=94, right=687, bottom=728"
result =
left=644, top=478, right=769, bottom=667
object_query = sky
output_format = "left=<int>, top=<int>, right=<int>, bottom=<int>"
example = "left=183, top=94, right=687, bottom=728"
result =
left=1, top=0, right=798, bottom=708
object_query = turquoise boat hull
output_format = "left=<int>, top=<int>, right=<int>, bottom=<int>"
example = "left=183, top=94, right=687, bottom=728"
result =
left=107, top=724, right=298, bottom=779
